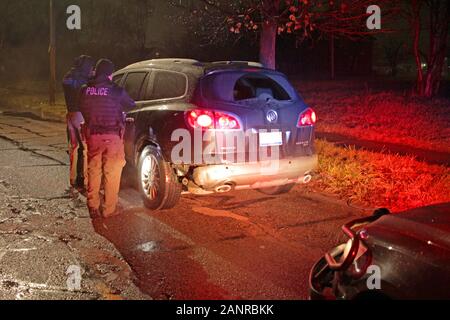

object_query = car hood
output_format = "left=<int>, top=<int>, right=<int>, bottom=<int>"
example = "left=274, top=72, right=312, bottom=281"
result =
left=367, top=203, right=450, bottom=250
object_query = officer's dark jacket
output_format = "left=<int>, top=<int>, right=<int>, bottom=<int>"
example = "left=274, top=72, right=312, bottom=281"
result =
left=79, top=75, right=136, bottom=134
left=62, top=68, right=91, bottom=113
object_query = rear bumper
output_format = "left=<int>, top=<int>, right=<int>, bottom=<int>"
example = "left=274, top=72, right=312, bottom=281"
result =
left=192, top=154, right=318, bottom=191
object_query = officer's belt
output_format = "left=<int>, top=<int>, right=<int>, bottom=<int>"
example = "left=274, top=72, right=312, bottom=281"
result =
left=89, top=126, right=121, bottom=135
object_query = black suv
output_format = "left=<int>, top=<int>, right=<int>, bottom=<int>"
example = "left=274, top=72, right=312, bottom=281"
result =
left=113, top=59, right=317, bottom=210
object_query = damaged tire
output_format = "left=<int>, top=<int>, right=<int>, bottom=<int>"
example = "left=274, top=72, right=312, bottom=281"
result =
left=138, top=145, right=182, bottom=210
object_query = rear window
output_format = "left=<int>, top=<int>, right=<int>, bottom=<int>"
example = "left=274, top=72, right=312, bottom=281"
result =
left=201, top=72, right=297, bottom=103
left=123, top=72, right=147, bottom=101
left=146, top=71, right=187, bottom=100
left=233, top=75, right=291, bottom=101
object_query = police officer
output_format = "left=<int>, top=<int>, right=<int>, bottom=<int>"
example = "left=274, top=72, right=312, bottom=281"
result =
left=79, top=59, right=135, bottom=218
left=62, top=55, right=95, bottom=191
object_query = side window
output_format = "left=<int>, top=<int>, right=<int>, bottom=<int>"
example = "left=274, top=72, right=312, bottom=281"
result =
left=113, top=74, right=124, bottom=86
left=146, top=71, right=187, bottom=101
left=123, top=72, right=148, bottom=101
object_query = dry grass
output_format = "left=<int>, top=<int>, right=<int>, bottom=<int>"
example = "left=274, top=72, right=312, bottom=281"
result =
left=0, top=84, right=65, bottom=117
left=296, top=80, right=450, bottom=153
left=296, top=80, right=450, bottom=211
left=312, top=140, right=450, bottom=212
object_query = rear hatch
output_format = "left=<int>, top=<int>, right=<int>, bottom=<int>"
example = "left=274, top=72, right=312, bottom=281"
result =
left=192, top=69, right=315, bottom=163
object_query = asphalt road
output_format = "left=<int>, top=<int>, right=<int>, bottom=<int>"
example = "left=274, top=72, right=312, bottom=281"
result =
left=0, top=111, right=368, bottom=300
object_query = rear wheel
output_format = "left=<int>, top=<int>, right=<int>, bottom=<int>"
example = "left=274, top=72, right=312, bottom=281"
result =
left=138, top=145, right=182, bottom=210
left=257, top=183, right=295, bottom=195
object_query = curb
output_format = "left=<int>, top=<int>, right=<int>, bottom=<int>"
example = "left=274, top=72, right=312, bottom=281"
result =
left=0, top=88, right=67, bottom=123
left=40, top=105, right=66, bottom=122
left=2, top=103, right=66, bottom=123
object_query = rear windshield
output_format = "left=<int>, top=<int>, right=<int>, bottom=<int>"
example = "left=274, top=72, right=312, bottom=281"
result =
left=201, top=71, right=298, bottom=103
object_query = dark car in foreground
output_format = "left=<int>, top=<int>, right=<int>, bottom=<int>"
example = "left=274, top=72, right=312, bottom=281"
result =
left=113, top=59, right=317, bottom=210
left=310, top=203, right=450, bottom=300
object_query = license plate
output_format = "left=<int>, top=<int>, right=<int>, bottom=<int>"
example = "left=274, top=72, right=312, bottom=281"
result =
left=259, top=131, right=283, bottom=147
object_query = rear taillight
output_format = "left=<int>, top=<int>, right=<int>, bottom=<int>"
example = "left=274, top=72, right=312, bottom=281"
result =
left=187, top=110, right=214, bottom=129
left=186, top=110, right=241, bottom=130
left=215, top=112, right=240, bottom=130
left=297, top=108, right=317, bottom=127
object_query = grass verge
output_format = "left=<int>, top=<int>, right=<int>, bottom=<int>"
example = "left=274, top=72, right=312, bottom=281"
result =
left=312, top=140, right=450, bottom=212
left=296, top=80, right=450, bottom=153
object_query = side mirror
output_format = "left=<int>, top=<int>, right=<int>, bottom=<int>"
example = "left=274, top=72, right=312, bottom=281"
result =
left=325, top=223, right=360, bottom=271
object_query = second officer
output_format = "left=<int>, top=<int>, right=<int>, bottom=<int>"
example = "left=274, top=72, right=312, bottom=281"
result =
left=79, top=59, right=135, bottom=218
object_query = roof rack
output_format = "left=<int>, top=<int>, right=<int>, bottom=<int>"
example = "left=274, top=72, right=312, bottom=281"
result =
left=211, top=61, right=264, bottom=68
left=150, top=58, right=200, bottom=64
left=125, top=58, right=200, bottom=69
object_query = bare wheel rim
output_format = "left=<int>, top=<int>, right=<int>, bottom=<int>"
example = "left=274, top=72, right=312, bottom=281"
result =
left=141, top=154, right=160, bottom=200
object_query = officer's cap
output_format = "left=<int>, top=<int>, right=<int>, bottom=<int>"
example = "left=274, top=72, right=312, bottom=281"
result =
left=95, top=59, right=115, bottom=77
left=74, top=55, right=94, bottom=69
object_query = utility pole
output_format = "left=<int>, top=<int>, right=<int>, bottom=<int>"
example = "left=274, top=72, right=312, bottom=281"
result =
left=49, top=0, right=56, bottom=105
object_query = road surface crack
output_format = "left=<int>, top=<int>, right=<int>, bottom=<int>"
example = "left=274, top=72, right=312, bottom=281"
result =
left=0, top=122, right=47, bottom=138
left=0, top=135, right=66, bottom=166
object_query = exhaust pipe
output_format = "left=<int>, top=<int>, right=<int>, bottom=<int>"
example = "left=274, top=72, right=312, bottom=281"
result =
left=302, top=174, right=312, bottom=184
left=214, top=184, right=233, bottom=193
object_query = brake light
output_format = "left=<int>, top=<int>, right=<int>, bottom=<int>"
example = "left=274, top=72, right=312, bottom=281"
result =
left=187, top=110, right=240, bottom=130
left=187, top=110, right=214, bottom=129
left=297, top=108, right=317, bottom=127
left=215, top=112, right=240, bottom=130
left=197, top=114, right=214, bottom=128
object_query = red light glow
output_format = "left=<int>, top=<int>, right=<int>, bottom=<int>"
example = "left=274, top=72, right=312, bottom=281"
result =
left=197, top=114, right=213, bottom=128
left=297, top=108, right=317, bottom=127
left=187, top=110, right=240, bottom=130
left=216, top=112, right=239, bottom=130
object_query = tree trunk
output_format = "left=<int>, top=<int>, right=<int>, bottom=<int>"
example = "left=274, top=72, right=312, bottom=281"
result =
left=423, top=34, right=447, bottom=97
left=411, top=0, right=449, bottom=97
left=259, top=0, right=280, bottom=69
left=260, top=21, right=277, bottom=69
left=423, top=0, right=450, bottom=97
left=411, top=0, right=424, bottom=95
